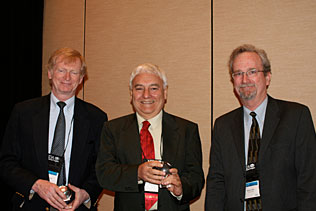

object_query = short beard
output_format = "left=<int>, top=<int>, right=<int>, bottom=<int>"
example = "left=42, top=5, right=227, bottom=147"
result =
left=238, top=84, right=257, bottom=101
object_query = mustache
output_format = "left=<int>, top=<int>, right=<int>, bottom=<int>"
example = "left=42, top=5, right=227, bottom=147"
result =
left=239, top=83, right=255, bottom=88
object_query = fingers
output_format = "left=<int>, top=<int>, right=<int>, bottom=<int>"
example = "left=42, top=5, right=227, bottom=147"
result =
left=64, top=184, right=90, bottom=210
left=161, top=168, right=183, bottom=196
left=138, top=162, right=183, bottom=196
left=52, top=186, right=68, bottom=209
left=138, top=161, right=165, bottom=184
left=168, top=168, right=178, bottom=175
left=163, top=168, right=180, bottom=186
left=34, top=181, right=89, bottom=210
left=45, top=186, right=68, bottom=209
left=33, top=179, right=68, bottom=209
left=60, top=200, right=75, bottom=211
left=67, top=184, right=79, bottom=192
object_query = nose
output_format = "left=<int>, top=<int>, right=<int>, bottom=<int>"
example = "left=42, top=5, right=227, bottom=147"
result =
left=143, top=88, right=150, bottom=98
left=64, top=71, right=71, bottom=80
left=241, top=72, right=249, bottom=83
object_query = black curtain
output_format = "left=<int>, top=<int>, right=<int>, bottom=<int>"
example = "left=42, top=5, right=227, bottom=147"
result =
left=1, top=1, right=44, bottom=209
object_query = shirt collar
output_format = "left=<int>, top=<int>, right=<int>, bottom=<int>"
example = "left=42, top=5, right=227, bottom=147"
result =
left=136, top=110, right=163, bottom=130
left=243, top=96, right=268, bottom=124
left=50, top=92, right=75, bottom=112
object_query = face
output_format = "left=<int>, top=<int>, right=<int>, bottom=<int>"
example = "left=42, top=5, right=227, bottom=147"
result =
left=232, top=52, right=271, bottom=108
left=130, top=72, right=167, bottom=119
left=48, top=56, right=84, bottom=101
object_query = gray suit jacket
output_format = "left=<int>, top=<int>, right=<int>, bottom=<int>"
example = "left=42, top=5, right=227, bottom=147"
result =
left=96, top=111, right=204, bottom=211
left=205, top=96, right=316, bottom=211
left=0, top=94, right=107, bottom=210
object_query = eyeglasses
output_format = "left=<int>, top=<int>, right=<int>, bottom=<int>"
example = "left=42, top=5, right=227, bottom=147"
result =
left=232, top=69, right=265, bottom=79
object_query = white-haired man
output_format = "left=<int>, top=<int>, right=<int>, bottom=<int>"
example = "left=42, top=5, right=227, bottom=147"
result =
left=96, top=63, right=204, bottom=211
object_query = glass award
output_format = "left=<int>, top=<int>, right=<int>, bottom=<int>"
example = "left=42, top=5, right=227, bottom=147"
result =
left=59, top=185, right=72, bottom=202
left=153, top=161, right=172, bottom=188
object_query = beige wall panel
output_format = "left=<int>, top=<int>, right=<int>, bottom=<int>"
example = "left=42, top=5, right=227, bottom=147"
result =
left=85, top=1, right=210, bottom=210
left=42, top=0, right=85, bottom=98
left=41, top=0, right=316, bottom=210
left=214, top=0, right=316, bottom=124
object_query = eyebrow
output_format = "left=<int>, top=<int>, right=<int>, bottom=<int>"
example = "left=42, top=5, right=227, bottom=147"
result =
left=234, top=68, right=257, bottom=72
left=134, top=83, right=160, bottom=87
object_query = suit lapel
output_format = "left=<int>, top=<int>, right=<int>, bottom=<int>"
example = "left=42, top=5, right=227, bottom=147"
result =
left=32, top=95, right=50, bottom=170
left=69, top=98, right=90, bottom=181
left=161, top=112, right=179, bottom=165
left=231, top=108, right=246, bottom=170
left=121, top=114, right=143, bottom=163
left=259, top=96, right=280, bottom=163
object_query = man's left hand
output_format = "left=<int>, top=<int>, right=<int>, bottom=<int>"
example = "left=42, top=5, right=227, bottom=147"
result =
left=161, top=168, right=182, bottom=196
left=61, top=184, right=90, bottom=210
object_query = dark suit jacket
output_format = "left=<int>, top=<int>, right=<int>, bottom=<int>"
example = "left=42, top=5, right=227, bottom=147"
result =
left=0, top=94, right=107, bottom=211
left=205, top=96, right=316, bottom=211
left=96, top=111, right=204, bottom=211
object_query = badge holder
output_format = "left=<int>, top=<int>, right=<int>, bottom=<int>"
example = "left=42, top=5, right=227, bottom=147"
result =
left=245, top=162, right=261, bottom=200
left=48, top=154, right=63, bottom=184
left=48, top=154, right=72, bottom=202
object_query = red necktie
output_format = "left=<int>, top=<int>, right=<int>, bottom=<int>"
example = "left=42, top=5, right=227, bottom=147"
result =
left=140, top=121, right=155, bottom=161
left=140, top=121, right=158, bottom=211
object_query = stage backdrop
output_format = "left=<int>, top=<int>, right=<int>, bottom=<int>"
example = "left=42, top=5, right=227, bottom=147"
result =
left=42, top=0, right=316, bottom=210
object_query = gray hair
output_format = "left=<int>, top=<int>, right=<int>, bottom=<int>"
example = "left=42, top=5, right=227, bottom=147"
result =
left=228, top=44, right=271, bottom=77
left=129, top=63, right=168, bottom=90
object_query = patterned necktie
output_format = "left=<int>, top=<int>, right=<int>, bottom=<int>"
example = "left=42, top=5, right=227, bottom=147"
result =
left=246, top=112, right=262, bottom=211
left=51, top=101, right=66, bottom=186
left=140, top=121, right=158, bottom=211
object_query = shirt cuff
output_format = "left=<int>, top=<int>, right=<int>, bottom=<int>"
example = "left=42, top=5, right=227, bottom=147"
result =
left=170, top=191, right=183, bottom=200
left=29, top=190, right=35, bottom=200
left=83, top=197, right=91, bottom=209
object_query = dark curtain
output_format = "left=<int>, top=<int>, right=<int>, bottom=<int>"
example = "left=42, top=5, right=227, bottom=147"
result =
left=1, top=0, right=44, bottom=209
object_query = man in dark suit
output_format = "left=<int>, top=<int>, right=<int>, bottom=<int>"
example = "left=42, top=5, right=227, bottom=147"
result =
left=205, top=44, right=316, bottom=210
left=0, top=47, right=107, bottom=210
left=96, top=63, right=204, bottom=211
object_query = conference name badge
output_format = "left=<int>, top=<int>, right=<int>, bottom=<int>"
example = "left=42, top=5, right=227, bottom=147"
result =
left=245, top=180, right=260, bottom=199
left=144, top=182, right=159, bottom=193
left=48, top=154, right=64, bottom=185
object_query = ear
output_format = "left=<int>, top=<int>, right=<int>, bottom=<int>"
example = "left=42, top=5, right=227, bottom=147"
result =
left=163, top=86, right=168, bottom=100
left=265, top=72, right=272, bottom=86
left=47, top=69, right=53, bottom=79
left=79, top=74, right=84, bottom=84
left=129, top=88, right=133, bottom=97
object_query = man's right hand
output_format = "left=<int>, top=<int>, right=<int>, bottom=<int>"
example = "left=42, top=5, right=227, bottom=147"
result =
left=32, top=179, right=67, bottom=210
left=138, top=160, right=165, bottom=184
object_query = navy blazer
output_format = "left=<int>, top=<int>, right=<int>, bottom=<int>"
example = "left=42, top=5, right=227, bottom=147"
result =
left=205, top=96, right=316, bottom=211
left=0, top=94, right=107, bottom=210
left=96, top=111, right=204, bottom=211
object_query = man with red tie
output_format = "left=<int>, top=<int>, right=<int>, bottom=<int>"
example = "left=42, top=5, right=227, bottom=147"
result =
left=96, top=63, right=204, bottom=211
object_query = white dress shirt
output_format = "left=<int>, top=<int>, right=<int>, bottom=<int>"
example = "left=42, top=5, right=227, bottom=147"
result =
left=49, top=93, right=74, bottom=185
left=136, top=111, right=163, bottom=160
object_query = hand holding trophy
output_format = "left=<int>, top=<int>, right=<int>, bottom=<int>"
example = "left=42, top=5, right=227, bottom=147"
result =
left=153, top=161, right=172, bottom=188
left=59, top=185, right=72, bottom=202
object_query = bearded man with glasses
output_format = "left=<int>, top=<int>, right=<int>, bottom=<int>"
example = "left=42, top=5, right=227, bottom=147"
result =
left=205, top=44, right=316, bottom=211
